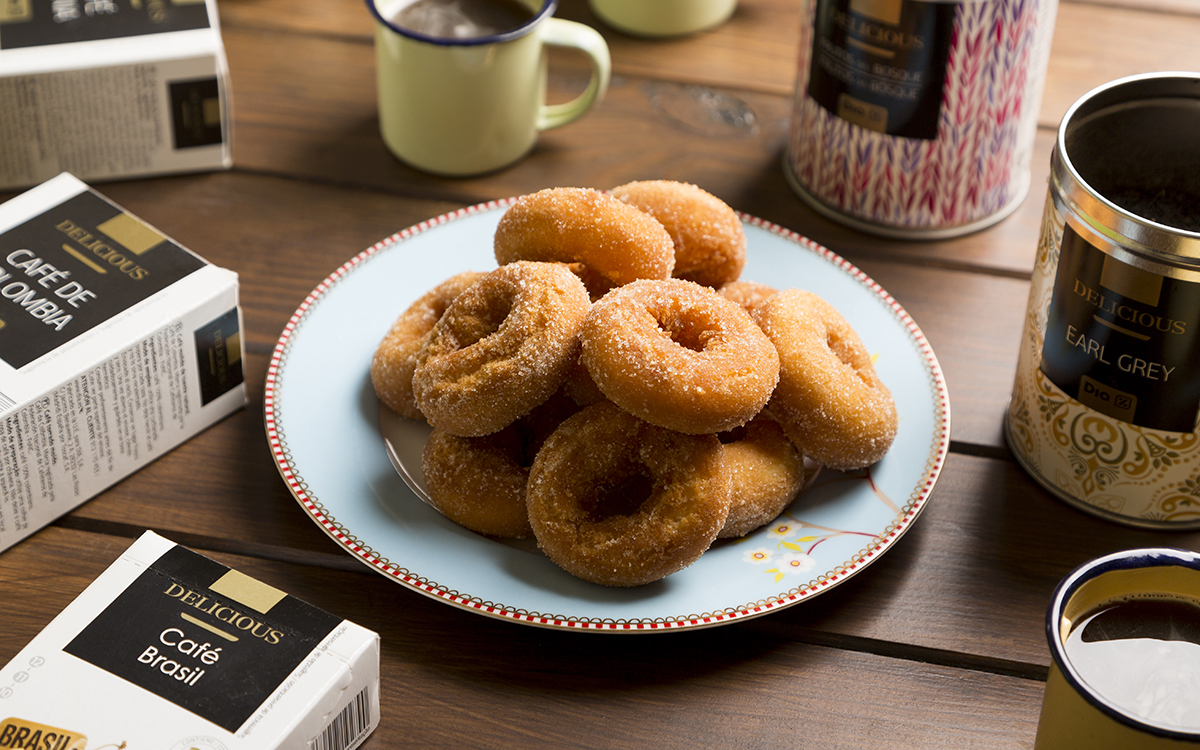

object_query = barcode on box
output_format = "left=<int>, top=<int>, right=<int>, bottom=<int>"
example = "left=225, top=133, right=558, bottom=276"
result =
left=311, top=687, right=372, bottom=750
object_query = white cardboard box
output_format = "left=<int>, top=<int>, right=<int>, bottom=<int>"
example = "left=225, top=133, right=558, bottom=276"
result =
left=0, top=172, right=247, bottom=553
left=0, top=531, right=382, bottom=750
left=0, top=0, right=231, bottom=190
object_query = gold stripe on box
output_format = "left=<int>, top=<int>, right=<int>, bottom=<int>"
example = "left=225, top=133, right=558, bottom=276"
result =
left=203, top=97, right=222, bottom=127
left=98, top=213, right=166, bottom=256
left=210, top=570, right=287, bottom=614
left=0, top=0, right=32, bottom=24
left=226, top=330, right=242, bottom=366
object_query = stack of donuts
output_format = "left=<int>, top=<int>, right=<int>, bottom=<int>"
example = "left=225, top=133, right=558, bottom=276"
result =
left=370, top=181, right=898, bottom=588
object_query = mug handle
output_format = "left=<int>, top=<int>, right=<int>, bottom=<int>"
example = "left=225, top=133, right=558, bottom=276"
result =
left=537, top=18, right=612, bottom=131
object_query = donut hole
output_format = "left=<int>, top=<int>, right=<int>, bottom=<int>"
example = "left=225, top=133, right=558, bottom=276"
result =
left=456, top=296, right=513, bottom=348
left=583, top=471, right=654, bottom=521
left=827, top=329, right=873, bottom=385
left=656, top=309, right=718, bottom=353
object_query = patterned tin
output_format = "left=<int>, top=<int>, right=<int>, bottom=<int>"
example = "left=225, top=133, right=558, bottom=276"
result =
left=785, top=0, right=1058, bottom=239
left=1006, top=73, right=1200, bottom=529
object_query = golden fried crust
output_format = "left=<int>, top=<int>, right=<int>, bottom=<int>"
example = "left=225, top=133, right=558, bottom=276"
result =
left=717, top=413, right=809, bottom=538
left=421, top=426, right=532, bottom=538
left=753, top=289, right=897, bottom=470
left=412, top=261, right=590, bottom=436
left=611, top=180, right=746, bottom=289
left=581, top=278, right=779, bottom=435
left=526, top=402, right=731, bottom=587
left=718, top=280, right=778, bottom=317
left=370, top=270, right=485, bottom=420
left=494, top=187, right=675, bottom=287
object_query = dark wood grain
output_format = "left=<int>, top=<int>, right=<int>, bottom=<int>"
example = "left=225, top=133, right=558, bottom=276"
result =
left=3, top=0, right=1199, bottom=746
left=3, top=528, right=1048, bottom=750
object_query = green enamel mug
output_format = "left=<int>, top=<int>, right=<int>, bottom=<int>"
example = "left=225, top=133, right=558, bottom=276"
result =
left=368, top=0, right=611, bottom=176
left=1036, top=548, right=1200, bottom=749
left=588, top=0, right=736, bottom=37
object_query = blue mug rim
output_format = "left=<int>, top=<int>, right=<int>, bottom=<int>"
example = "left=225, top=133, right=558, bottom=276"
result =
left=366, top=0, right=558, bottom=46
left=1046, top=547, right=1200, bottom=741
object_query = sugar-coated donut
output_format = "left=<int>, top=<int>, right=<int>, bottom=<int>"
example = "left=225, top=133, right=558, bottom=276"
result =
left=371, top=271, right=484, bottom=420
left=412, top=261, right=590, bottom=436
left=419, top=390, right=582, bottom=539
left=512, top=387, right=584, bottom=457
left=611, top=180, right=746, bottom=289
left=581, top=278, right=779, bottom=435
left=561, top=354, right=607, bottom=407
left=753, top=289, right=897, bottom=470
left=718, top=280, right=778, bottom=316
left=421, top=426, right=532, bottom=538
left=493, top=187, right=675, bottom=288
left=717, top=413, right=809, bottom=538
left=526, top=401, right=731, bottom=587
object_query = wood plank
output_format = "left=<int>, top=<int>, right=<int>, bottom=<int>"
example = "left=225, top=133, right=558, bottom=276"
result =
left=23, top=174, right=1194, bottom=667
left=214, top=0, right=805, bottom=97
left=1041, top=2, right=1200, bottom=127
left=215, top=0, right=1200, bottom=113
left=1070, top=0, right=1200, bottom=15
left=785, top=452, right=1200, bottom=666
left=861, top=261, right=1030, bottom=451
left=215, top=24, right=1052, bottom=276
left=61, top=173, right=1037, bottom=453
left=2, top=526, right=1048, bottom=750
left=48, top=449, right=1200, bottom=668
left=61, top=386, right=1200, bottom=668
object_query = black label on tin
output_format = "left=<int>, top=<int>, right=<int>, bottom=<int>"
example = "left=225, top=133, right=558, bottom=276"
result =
left=1041, top=224, right=1200, bottom=433
left=807, top=0, right=955, bottom=140
left=0, top=0, right=211, bottom=50
left=0, top=190, right=206, bottom=370
left=63, top=544, right=343, bottom=732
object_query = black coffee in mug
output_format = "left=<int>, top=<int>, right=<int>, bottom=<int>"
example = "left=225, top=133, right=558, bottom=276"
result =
left=391, top=0, right=535, bottom=39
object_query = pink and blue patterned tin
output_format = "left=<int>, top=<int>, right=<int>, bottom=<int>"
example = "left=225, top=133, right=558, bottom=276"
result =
left=786, top=0, right=1058, bottom=239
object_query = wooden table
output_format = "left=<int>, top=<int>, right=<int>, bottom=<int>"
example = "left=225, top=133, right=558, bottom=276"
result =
left=3, top=0, right=1200, bottom=746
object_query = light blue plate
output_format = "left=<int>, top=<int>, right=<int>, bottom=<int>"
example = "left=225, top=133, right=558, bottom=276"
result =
left=264, top=201, right=950, bottom=632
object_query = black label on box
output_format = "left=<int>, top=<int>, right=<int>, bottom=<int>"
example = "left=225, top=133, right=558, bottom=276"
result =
left=1041, top=224, right=1200, bottom=432
left=0, top=189, right=206, bottom=370
left=0, top=0, right=210, bottom=50
left=194, top=307, right=243, bottom=405
left=170, top=77, right=225, bottom=149
left=63, top=544, right=343, bottom=733
left=807, top=0, right=955, bottom=140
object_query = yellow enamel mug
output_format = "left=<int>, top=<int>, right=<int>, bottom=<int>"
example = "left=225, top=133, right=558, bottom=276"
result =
left=588, top=0, right=737, bottom=36
left=1035, top=548, right=1200, bottom=749
left=368, top=0, right=611, bottom=176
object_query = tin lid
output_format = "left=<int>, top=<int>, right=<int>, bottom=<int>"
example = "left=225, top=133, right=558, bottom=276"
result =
left=1053, top=72, right=1200, bottom=266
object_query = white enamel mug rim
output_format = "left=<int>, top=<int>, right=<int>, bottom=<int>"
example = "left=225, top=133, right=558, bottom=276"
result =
left=367, top=0, right=556, bottom=46
left=1047, top=547, right=1200, bottom=742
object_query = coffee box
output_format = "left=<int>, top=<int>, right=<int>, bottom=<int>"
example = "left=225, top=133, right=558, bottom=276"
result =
left=0, top=531, right=381, bottom=750
left=0, top=172, right=246, bottom=553
left=0, top=0, right=231, bottom=190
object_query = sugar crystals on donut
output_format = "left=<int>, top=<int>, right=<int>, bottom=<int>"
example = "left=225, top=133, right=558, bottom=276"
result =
left=412, top=260, right=590, bottom=437
left=610, top=180, right=747, bottom=289
left=580, top=278, right=779, bottom=435
left=370, top=182, right=900, bottom=587
left=753, top=289, right=898, bottom=470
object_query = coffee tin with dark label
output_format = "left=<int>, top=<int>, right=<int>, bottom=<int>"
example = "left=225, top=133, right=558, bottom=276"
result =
left=1006, top=73, right=1200, bottom=528
left=785, top=0, right=1058, bottom=239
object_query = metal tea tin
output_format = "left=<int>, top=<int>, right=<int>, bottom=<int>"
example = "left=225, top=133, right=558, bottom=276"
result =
left=1006, top=73, right=1200, bottom=529
left=785, top=0, right=1058, bottom=239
